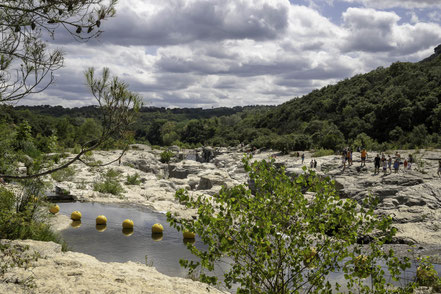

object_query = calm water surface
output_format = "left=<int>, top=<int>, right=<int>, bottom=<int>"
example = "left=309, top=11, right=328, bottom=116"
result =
left=57, top=202, right=209, bottom=278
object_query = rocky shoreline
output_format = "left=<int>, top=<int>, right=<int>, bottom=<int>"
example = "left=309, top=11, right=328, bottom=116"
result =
left=3, top=145, right=441, bottom=293
left=51, top=145, right=441, bottom=245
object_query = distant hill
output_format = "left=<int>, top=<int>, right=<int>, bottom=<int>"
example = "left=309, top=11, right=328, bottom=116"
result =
left=249, top=44, right=441, bottom=150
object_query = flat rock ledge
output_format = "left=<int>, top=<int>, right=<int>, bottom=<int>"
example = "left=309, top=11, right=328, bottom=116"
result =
left=0, top=239, right=226, bottom=294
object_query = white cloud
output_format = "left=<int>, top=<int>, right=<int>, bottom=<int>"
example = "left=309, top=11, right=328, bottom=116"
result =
left=340, top=8, right=441, bottom=55
left=19, top=0, right=441, bottom=108
left=341, top=0, right=441, bottom=9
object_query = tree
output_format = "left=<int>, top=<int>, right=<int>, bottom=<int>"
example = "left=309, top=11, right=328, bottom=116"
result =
left=0, top=0, right=117, bottom=102
left=1, top=67, right=141, bottom=179
left=168, top=156, right=411, bottom=293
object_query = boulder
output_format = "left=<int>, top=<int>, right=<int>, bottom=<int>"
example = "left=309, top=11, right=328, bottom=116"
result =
left=197, top=170, right=231, bottom=190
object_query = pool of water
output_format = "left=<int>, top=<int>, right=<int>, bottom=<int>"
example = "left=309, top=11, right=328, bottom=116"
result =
left=57, top=202, right=437, bottom=292
left=57, top=202, right=208, bottom=278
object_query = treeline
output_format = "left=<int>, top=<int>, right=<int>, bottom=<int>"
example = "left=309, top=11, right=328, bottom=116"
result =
left=3, top=45, right=441, bottom=153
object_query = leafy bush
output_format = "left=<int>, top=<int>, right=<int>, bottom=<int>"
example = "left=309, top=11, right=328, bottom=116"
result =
left=312, top=149, right=334, bottom=157
left=125, top=173, right=141, bottom=185
left=160, top=150, right=174, bottom=163
left=93, top=168, right=124, bottom=196
left=168, top=156, right=411, bottom=293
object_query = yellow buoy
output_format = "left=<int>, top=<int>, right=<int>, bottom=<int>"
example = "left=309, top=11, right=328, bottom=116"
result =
left=152, top=223, right=164, bottom=234
left=71, top=211, right=82, bottom=220
left=71, top=220, right=82, bottom=228
left=151, top=233, right=163, bottom=241
left=122, top=219, right=134, bottom=229
left=96, top=224, right=107, bottom=232
left=96, top=215, right=107, bottom=225
left=122, top=228, right=134, bottom=236
left=49, top=204, right=60, bottom=214
left=183, top=231, right=196, bottom=239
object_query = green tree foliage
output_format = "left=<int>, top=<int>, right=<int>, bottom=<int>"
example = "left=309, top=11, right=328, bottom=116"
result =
left=0, top=0, right=117, bottom=102
left=167, top=156, right=411, bottom=293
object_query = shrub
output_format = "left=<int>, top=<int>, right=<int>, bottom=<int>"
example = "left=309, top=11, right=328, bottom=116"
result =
left=93, top=168, right=124, bottom=195
left=0, top=186, right=67, bottom=250
left=126, top=173, right=141, bottom=185
left=167, top=155, right=411, bottom=293
left=160, top=150, right=174, bottom=163
left=312, top=149, right=334, bottom=157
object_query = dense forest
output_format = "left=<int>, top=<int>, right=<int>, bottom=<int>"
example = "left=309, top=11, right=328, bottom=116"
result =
left=2, top=45, right=441, bottom=154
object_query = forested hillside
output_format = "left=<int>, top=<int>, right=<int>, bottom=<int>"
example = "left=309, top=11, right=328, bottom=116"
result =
left=255, top=44, right=441, bottom=151
left=3, top=45, right=441, bottom=153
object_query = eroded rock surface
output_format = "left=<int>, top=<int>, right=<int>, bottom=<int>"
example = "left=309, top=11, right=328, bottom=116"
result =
left=39, top=147, right=441, bottom=244
left=0, top=240, right=225, bottom=294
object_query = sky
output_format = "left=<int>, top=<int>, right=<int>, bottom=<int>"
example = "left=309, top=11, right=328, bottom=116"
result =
left=21, top=0, right=441, bottom=108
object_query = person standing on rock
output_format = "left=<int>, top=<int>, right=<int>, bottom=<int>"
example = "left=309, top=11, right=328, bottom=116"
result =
left=314, top=159, right=317, bottom=169
left=301, top=153, right=305, bottom=164
left=361, top=148, right=367, bottom=167
left=387, top=155, right=392, bottom=173
left=408, top=154, right=413, bottom=170
left=403, top=159, right=408, bottom=171
left=374, top=154, right=381, bottom=174
left=438, top=160, right=441, bottom=177
left=393, top=158, right=400, bottom=173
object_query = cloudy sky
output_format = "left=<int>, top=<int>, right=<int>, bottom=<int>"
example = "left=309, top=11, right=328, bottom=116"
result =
left=23, top=0, right=441, bottom=108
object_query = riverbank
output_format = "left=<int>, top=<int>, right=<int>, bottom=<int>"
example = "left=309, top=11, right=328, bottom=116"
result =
left=3, top=145, right=441, bottom=293
left=51, top=145, right=441, bottom=245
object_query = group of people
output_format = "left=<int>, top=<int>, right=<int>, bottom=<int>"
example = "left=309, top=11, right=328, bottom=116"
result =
left=373, top=152, right=413, bottom=175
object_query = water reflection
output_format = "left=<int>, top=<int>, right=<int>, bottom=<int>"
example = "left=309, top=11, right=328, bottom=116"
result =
left=122, top=228, right=134, bottom=236
left=70, top=220, right=81, bottom=228
left=151, top=233, right=163, bottom=241
left=95, top=224, right=107, bottom=232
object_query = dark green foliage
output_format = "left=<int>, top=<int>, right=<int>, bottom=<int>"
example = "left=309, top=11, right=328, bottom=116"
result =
left=160, top=150, right=174, bottom=163
left=255, top=50, right=441, bottom=149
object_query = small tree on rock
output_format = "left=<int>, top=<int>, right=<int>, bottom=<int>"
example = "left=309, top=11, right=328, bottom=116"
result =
left=167, top=155, right=412, bottom=293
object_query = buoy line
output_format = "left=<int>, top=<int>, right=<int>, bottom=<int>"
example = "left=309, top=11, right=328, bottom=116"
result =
left=60, top=212, right=176, bottom=238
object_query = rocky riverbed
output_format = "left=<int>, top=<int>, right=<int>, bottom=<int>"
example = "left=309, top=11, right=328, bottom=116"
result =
left=3, top=145, right=441, bottom=293
left=51, top=145, right=441, bottom=245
